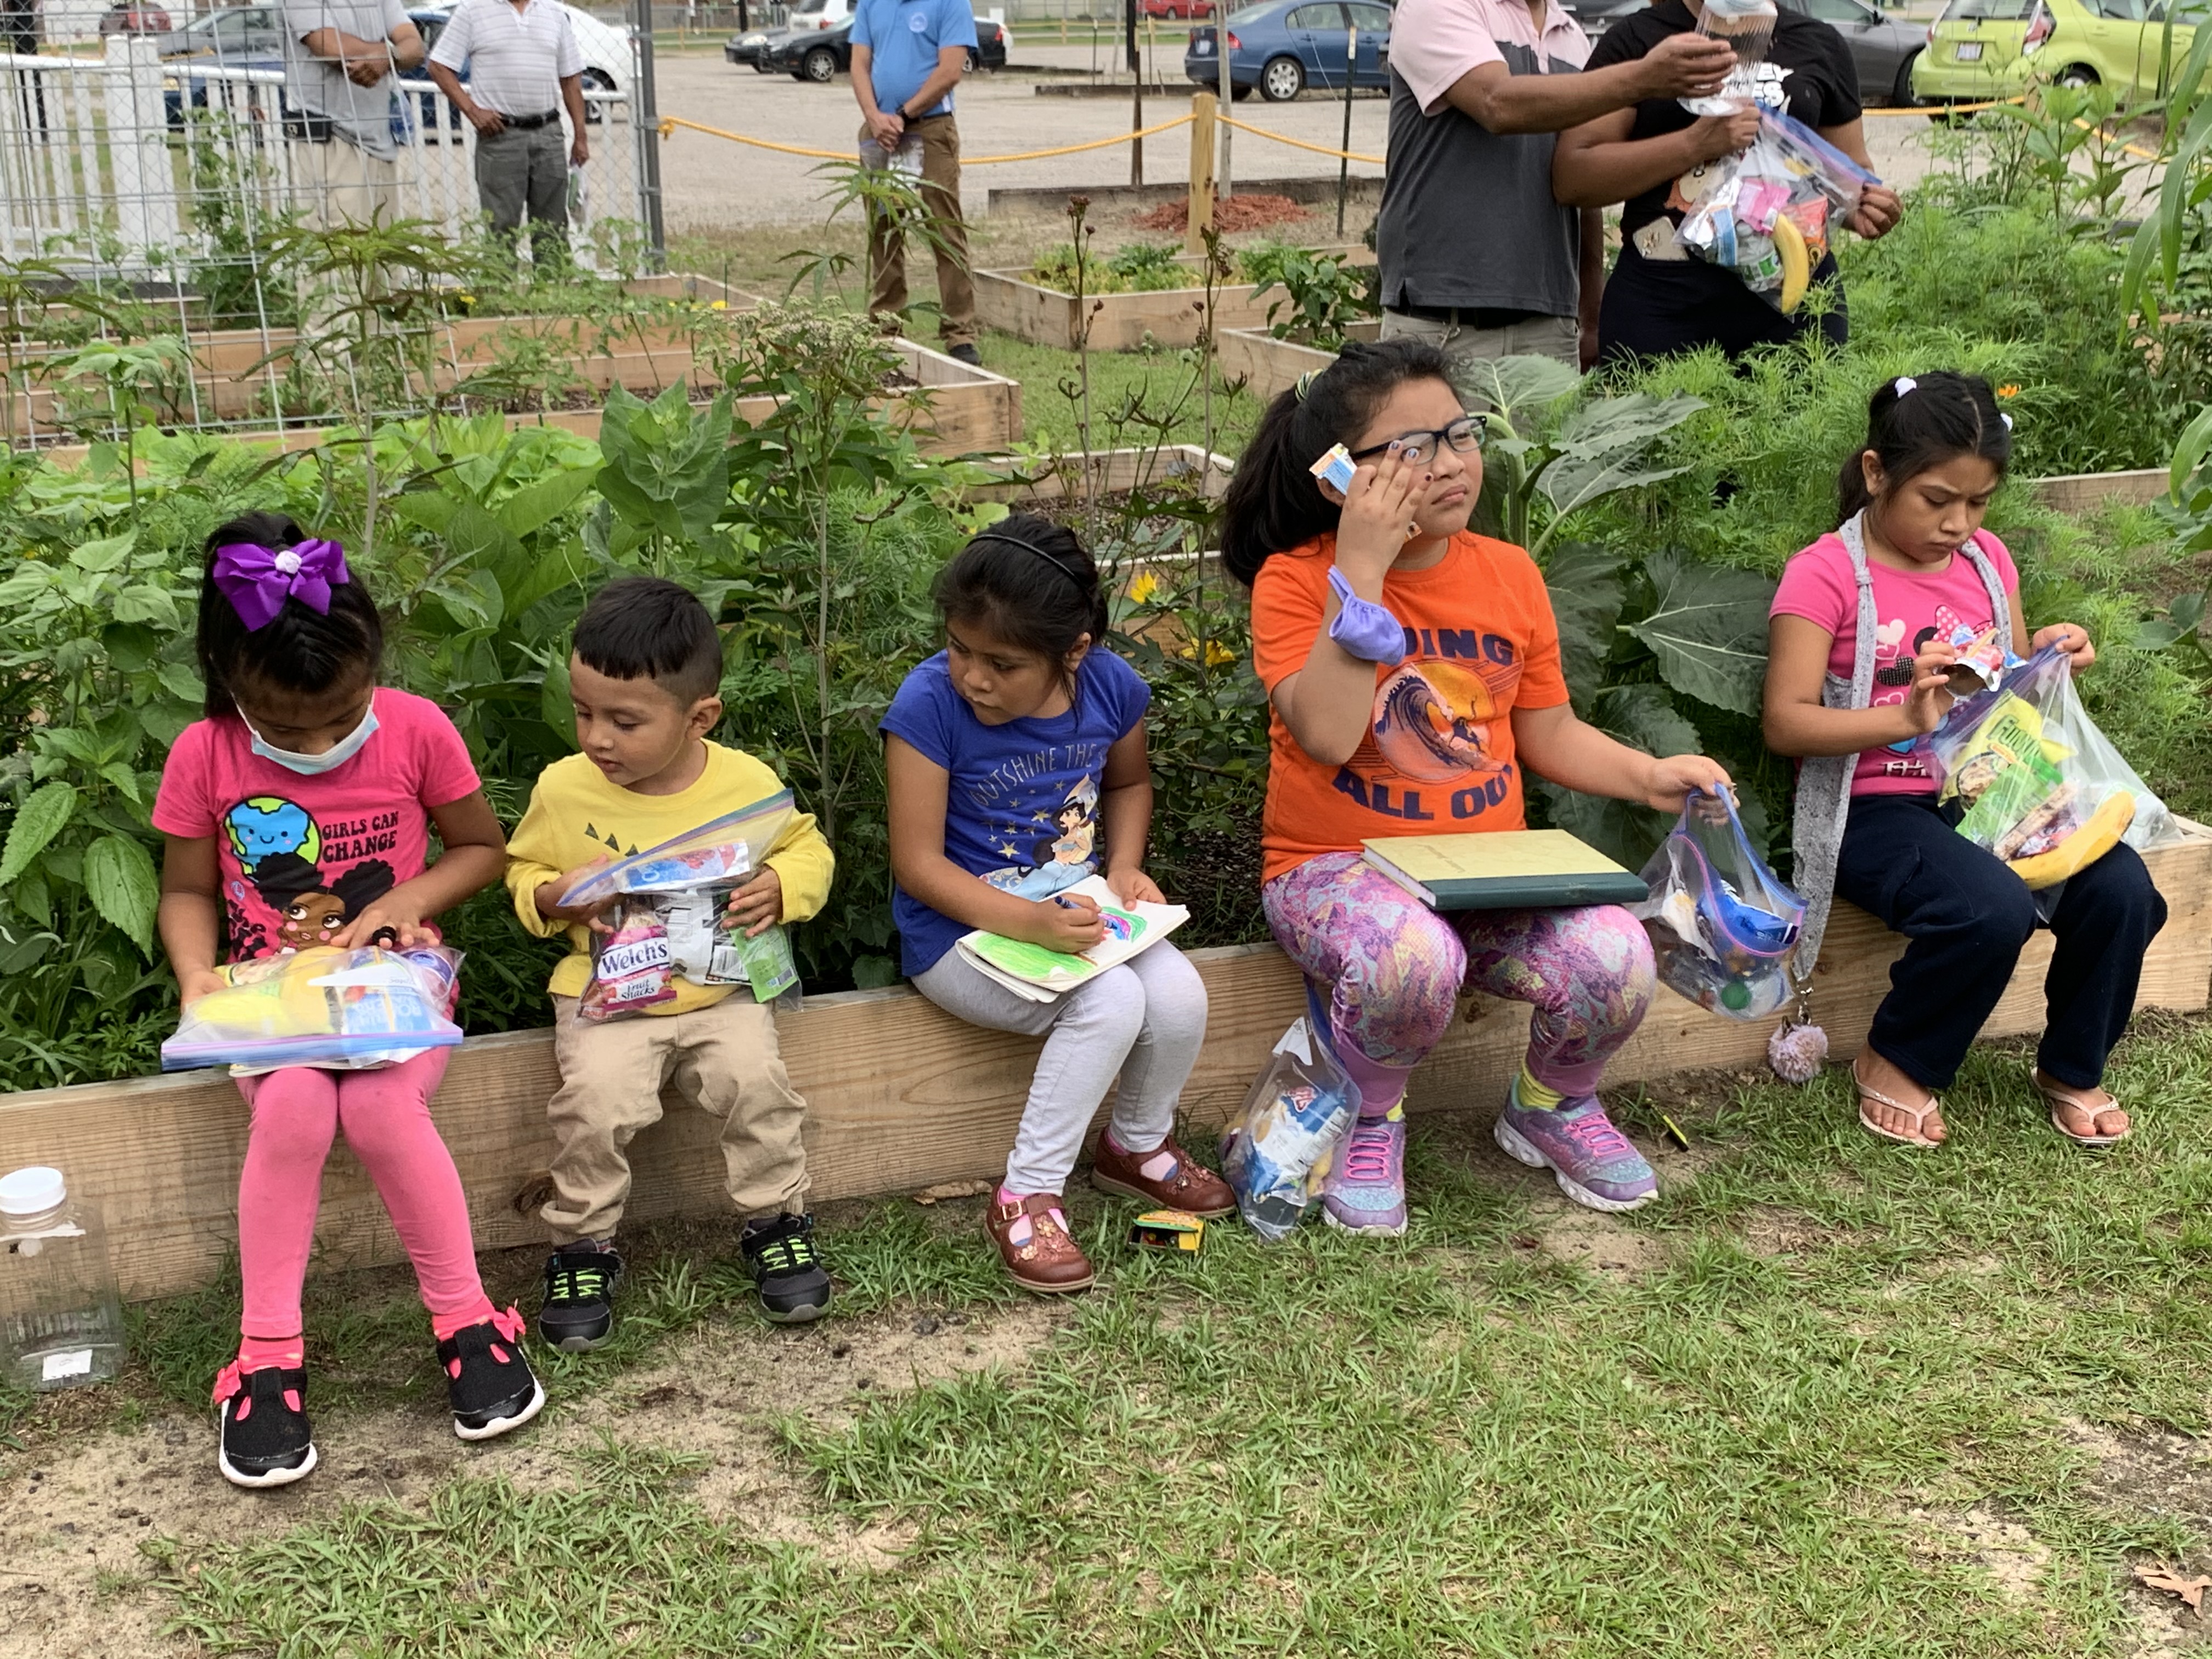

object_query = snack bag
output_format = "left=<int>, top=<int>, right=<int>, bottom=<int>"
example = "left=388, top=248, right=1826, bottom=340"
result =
left=1675, top=111, right=1877, bottom=314
left=1218, top=1016, right=1362, bottom=1242
left=1918, top=646, right=2176, bottom=889
left=161, top=945, right=464, bottom=1072
left=1630, top=789, right=1804, bottom=1020
left=561, top=793, right=804, bottom=1019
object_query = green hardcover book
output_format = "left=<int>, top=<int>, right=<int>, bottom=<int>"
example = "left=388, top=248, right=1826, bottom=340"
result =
left=1360, top=831, right=1648, bottom=911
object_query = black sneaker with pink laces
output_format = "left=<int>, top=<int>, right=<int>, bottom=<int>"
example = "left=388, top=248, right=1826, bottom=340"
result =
left=437, top=1307, right=546, bottom=1441
left=213, top=1362, right=317, bottom=1489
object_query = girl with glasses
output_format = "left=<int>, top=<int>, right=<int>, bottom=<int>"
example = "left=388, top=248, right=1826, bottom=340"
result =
left=1219, top=340, right=1731, bottom=1231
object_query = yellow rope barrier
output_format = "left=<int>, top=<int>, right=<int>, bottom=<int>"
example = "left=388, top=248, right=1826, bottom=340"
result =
left=1863, top=95, right=2025, bottom=116
left=1217, top=114, right=1384, bottom=166
left=657, top=112, right=1195, bottom=166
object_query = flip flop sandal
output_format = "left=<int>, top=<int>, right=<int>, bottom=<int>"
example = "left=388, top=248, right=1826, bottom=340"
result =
left=2033, top=1072, right=2130, bottom=1148
left=1853, top=1059, right=1945, bottom=1149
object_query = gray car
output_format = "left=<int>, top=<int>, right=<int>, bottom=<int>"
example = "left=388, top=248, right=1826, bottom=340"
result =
left=1778, top=0, right=1926, bottom=105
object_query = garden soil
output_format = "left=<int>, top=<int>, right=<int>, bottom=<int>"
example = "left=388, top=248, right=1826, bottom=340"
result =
left=0, top=1295, right=1066, bottom=1659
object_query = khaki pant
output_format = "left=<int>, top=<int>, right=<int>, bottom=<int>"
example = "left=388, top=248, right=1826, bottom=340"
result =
left=1379, top=309, right=1581, bottom=404
left=289, top=137, right=401, bottom=231
left=863, top=114, right=977, bottom=350
left=543, top=992, right=810, bottom=1244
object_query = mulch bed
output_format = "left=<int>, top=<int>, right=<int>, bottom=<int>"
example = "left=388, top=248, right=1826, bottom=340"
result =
left=1129, top=193, right=1313, bottom=234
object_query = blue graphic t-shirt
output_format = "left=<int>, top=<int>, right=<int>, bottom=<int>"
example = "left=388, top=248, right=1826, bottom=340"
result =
left=881, top=648, right=1151, bottom=975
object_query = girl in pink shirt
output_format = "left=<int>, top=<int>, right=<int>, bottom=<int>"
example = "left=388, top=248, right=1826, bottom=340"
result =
left=153, top=511, right=544, bottom=1489
left=1763, top=374, right=2163, bottom=1152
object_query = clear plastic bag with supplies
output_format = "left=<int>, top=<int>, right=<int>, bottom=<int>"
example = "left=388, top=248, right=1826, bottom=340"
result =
left=1630, top=789, right=1805, bottom=1020
left=1675, top=111, right=1877, bottom=313
left=1915, top=645, right=2178, bottom=889
left=562, top=793, right=805, bottom=1022
left=161, top=945, right=464, bottom=1073
left=1218, top=1016, right=1362, bottom=1242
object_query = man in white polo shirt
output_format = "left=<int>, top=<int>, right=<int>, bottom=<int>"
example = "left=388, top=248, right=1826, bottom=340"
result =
left=427, top=0, right=589, bottom=267
left=1378, top=0, right=1735, bottom=375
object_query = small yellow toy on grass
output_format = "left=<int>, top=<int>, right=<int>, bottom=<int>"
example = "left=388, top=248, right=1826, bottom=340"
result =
left=1128, top=1210, right=1205, bottom=1252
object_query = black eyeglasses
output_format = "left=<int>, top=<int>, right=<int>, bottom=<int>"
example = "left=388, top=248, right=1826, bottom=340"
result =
left=1348, top=416, right=1482, bottom=468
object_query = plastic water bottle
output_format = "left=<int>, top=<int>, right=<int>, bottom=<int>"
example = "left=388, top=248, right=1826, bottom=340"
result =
left=1681, top=0, right=1776, bottom=114
left=0, top=1167, right=125, bottom=1391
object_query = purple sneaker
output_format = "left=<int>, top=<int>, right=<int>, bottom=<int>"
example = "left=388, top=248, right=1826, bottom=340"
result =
left=1494, top=1096, right=1658, bottom=1212
left=1321, top=1111, right=1408, bottom=1237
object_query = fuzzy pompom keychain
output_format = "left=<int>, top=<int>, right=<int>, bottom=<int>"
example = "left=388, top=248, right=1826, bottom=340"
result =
left=1767, top=973, right=1828, bottom=1084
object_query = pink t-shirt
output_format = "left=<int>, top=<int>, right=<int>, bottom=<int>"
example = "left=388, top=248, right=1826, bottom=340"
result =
left=1769, top=529, right=2019, bottom=797
left=1390, top=0, right=1590, bottom=113
left=151, top=687, right=481, bottom=963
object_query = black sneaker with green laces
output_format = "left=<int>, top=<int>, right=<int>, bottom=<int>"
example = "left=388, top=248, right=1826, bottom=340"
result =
left=538, top=1243, right=624, bottom=1352
left=740, top=1212, right=832, bottom=1323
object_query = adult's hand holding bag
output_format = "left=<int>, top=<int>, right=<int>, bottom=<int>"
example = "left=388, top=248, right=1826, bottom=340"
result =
left=1916, top=645, right=2177, bottom=888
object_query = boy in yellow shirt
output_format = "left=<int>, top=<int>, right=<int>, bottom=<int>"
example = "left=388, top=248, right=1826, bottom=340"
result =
left=506, top=577, right=836, bottom=1346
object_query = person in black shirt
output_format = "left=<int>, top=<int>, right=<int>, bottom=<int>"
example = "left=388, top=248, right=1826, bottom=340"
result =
left=1553, top=0, right=1903, bottom=366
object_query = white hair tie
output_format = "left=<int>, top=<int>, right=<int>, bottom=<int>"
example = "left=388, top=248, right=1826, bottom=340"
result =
left=1893, top=376, right=1918, bottom=397
left=2001, top=411, right=2014, bottom=430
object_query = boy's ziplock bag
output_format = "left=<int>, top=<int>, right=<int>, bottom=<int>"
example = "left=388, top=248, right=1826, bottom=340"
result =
left=1218, top=1015, right=1362, bottom=1242
left=161, top=945, right=463, bottom=1072
left=1629, top=789, right=1804, bottom=1020
left=1674, top=110, right=1878, bottom=313
left=1914, top=646, right=2177, bottom=889
left=561, top=793, right=805, bottom=1021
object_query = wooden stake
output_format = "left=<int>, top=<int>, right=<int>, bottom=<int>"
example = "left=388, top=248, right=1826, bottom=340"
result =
left=1187, top=91, right=1218, bottom=252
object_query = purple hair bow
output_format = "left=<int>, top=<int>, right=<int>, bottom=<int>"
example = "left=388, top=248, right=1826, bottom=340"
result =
left=211, top=538, right=350, bottom=631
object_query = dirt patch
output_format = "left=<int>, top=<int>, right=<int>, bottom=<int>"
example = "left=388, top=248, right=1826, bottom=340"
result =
left=1523, top=1205, right=1669, bottom=1279
left=1912, top=1504, right=2055, bottom=1603
left=1128, top=193, right=1314, bottom=234
left=0, top=1297, right=1066, bottom=1659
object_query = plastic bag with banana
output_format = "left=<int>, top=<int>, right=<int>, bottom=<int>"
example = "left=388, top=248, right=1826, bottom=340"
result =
left=1674, top=110, right=1880, bottom=314
left=1914, top=645, right=2179, bottom=890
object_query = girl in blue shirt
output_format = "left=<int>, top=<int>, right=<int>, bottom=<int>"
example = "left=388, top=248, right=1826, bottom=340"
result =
left=883, top=515, right=1234, bottom=1294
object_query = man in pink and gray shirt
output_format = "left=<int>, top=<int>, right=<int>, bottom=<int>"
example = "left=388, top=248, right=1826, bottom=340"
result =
left=1377, top=0, right=1734, bottom=373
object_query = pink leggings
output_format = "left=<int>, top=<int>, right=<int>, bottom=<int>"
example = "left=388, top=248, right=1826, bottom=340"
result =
left=234, top=1049, right=490, bottom=1341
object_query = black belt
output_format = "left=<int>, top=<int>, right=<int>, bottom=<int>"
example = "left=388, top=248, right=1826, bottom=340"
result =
left=495, top=109, right=562, bottom=129
left=1391, top=302, right=1547, bottom=328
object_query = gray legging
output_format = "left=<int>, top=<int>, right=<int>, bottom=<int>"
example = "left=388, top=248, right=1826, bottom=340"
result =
left=913, top=941, right=1207, bottom=1197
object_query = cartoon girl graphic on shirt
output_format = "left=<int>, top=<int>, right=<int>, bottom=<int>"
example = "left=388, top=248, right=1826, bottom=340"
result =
left=983, top=775, right=1102, bottom=900
left=217, top=796, right=394, bottom=956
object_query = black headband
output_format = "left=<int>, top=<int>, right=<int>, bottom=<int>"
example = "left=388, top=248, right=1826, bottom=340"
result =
left=972, top=532, right=1085, bottom=591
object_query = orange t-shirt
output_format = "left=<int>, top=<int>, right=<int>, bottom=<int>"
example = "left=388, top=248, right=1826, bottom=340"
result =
left=1249, top=531, right=1571, bottom=884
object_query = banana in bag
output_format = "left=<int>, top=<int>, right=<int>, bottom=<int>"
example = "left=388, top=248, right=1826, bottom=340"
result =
left=1675, top=111, right=1877, bottom=314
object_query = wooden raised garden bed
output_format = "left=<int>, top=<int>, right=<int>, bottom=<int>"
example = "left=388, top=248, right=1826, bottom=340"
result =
left=975, top=249, right=1375, bottom=353
left=30, top=338, right=1024, bottom=468
left=1215, top=320, right=1382, bottom=403
left=9, top=821, right=2208, bottom=1304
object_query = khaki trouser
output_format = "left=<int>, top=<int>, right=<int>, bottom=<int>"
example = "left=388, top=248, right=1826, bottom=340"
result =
left=862, top=114, right=977, bottom=349
left=289, top=136, right=402, bottom=231
left=543, top=992, right=811, bottom=1244
left=1379, top=308, right=1581, bottom=404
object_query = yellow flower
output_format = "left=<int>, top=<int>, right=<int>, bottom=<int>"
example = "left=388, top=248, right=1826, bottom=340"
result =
left=710, top=300, right=728, bottom=311
left=1997, top=383, right=2020, bottom=399
left=1204, top=639, right=1235, bottom=667
left=1127, top=569, right=1161, bottom=605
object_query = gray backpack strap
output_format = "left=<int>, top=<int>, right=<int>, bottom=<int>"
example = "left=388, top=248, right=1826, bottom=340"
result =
left=1789, top=512, right=1882, bottom=983
left=1959, top=529, right=2013, bottom=656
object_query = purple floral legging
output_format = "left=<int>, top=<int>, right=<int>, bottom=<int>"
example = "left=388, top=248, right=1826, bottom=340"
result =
left=1262, top=852, right=1656, bottom=1097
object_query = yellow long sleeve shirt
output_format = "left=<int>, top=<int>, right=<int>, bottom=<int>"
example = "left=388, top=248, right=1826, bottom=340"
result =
left=504, top=743, right=836, bottom=1014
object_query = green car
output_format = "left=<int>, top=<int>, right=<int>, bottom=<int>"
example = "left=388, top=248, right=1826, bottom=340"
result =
left=1912, top=0, right=2200, bottom=103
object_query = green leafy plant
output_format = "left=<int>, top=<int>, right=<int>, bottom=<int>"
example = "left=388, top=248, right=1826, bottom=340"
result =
left=1246, top=245, right=1379, bottom=349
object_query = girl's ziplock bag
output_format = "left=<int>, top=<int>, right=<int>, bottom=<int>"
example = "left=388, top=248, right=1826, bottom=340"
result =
left=1218, top=1014, right=1362, bottom=1242
left=1675, top=110, right=1878, bottom=314
left=1914, top=646, right=2177, bottom=889
left=1629, top=788, right=1805, bottom=1020
left=161, top=945, right=464, bottom=1073
left=558, top=792, right=805, bottom=1022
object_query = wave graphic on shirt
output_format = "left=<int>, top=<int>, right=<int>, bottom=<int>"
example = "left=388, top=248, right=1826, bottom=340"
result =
left=1368, top=658, right=1511, bottom=784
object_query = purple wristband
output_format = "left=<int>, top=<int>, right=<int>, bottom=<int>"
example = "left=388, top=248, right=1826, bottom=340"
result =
left=1328, top=567, right=1406, bottom=665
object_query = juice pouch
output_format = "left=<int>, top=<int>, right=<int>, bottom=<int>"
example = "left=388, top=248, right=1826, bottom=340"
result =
left=1917, top=646, right=2178, bottom=889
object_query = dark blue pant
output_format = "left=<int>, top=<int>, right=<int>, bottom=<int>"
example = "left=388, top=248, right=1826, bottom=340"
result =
left=1833, top=794, right=2167, bottom=1091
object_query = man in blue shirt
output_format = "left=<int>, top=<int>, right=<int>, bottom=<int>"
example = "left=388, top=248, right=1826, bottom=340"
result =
left=851, top=0, right=980, bottom=365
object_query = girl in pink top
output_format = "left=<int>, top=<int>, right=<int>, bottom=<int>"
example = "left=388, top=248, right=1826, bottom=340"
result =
left=1763, top=374, right=2163, bottom=1153
left=153, top=511, right=544, bottom=1489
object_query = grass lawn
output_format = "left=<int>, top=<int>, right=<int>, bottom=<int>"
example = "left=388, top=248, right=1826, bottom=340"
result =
left=32, top=1013, right=2212, bottom=1656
